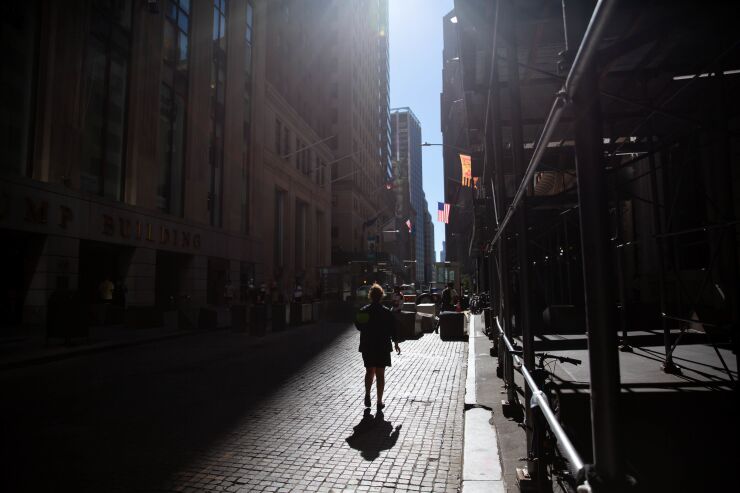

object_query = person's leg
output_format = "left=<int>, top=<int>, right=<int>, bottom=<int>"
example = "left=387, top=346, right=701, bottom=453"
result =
left=364, top=367, right=375, bottom=406
left=376, top=367, right=386, bottom=407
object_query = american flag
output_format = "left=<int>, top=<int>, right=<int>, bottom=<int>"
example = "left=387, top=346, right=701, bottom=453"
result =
left=437, top=202, right=450, bottom=224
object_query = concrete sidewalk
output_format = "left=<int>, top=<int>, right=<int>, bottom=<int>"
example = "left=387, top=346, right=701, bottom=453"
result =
left=462, top=313, right=506, bottom=492
left=0, top=309, right=322, bottom=372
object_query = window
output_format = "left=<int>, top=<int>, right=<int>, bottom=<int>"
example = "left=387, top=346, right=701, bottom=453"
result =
left=316, top=210, right=325, bottom=264
left=295, top=137, right=301, bottom=170
left=274, top=119, right=282, bottom=154
left=158, top=0, right=190, bottom=216
left=242, top=0, right=254, bottom=234
left=295, top=201, right=307, bottom=272
left=275, top=190, right=285, bottom=268
left=80, top=1, right=133, bottom=200
left=283, top=127, right=290, bottom=158
left=209, top=0, right=228, bottom=227
left=0, top=1, right=38, bottom=176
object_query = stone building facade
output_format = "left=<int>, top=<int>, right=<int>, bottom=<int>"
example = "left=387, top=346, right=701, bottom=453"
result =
left=0, top=0, right=331, bottom=327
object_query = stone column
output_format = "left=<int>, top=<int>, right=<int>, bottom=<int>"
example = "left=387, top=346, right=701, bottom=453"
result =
left=24, top=235, right=80, bottom=326
left=183, top=254, right=208, bottom=307
left=229, top=258, right=241, bottom=299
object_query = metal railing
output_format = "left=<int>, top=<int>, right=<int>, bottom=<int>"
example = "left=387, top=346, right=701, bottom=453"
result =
left=494, top=317, right=590, bottom=491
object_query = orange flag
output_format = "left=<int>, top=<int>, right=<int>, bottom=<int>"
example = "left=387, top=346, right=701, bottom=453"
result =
left=460, top=154, right=472, bottom=187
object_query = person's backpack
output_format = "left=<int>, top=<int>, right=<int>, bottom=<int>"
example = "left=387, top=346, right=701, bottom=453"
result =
left=355, top=305, right=371, bottom=330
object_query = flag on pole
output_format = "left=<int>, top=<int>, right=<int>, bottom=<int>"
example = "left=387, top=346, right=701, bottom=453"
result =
left=437, top=202, right=450, bottom=224
left=405, top=219, right=412, bottom=233
left=460, top=153, right=472, bottom=187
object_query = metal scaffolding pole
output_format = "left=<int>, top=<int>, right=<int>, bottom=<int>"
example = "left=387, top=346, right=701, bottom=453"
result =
left=563, top=0, right=627, bottom=487
left=486, top=0, right=517, bottom=410
left=647, top=131, right=677, bottom=373
left=504, top=0, right=543, bottom=485
left=709, top=69, right=740, bottom=381
left=487, top=0, right=616, bottom=250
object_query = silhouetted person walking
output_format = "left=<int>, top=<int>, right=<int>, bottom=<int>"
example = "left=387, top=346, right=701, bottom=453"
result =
left=440, top=282, right=458, bottom=312
left=355, top=284, right=401, bottom=410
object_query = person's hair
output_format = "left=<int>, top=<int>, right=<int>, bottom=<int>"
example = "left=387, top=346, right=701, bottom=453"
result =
left=369, top=283, right=384, bottom=302
left=447, top=282, right=454, bottom=288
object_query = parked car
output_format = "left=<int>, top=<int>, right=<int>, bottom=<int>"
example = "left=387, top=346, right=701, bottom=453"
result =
left=416, top=291, right=441, bottom=305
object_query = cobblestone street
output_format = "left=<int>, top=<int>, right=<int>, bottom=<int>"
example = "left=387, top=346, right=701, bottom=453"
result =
left=1, top=323, right=467, bottom=492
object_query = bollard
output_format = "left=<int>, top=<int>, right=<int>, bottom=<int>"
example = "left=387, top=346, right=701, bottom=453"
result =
left=271, top=303, right=286, bottom=332
left=250, top=304, right=267, bottom=336
left=230, top=304, right=247, bottom=332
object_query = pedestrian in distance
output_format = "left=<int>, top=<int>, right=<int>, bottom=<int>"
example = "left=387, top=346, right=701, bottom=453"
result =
left=99, top=277, right=114, bottom=304
left=440, top=282, right=458, bottom=312
left=354, top=283, right=401, bottom=410
left=391, top=285, right=403, bottom=313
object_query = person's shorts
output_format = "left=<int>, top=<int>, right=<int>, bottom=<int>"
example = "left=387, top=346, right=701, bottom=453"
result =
left=362, top=351, right=391, bottom=368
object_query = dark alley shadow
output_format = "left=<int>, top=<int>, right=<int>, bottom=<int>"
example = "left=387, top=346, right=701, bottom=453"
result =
left=0, top=321, right=352, bottom=492
left=345, top=409, right=402, bottom=461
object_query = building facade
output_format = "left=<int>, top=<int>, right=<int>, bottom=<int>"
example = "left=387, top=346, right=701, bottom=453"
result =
left=0, top=0, right=333, bottom=327
left=260, top=0, right=334, bottom=297
left=423, top=206, right=435, bottom=284
left=311, top=0, right=393, bottom=265
left=390, top=107, right=427, bottom=283
left=440, top=10, right=475, bottom=280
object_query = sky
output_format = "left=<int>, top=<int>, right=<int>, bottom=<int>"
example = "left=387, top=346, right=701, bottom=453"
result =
left=389, top=0, right=454, bottom=263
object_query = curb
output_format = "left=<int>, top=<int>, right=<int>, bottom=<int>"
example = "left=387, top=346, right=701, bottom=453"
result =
left=462, top=314, right=506, bottom=493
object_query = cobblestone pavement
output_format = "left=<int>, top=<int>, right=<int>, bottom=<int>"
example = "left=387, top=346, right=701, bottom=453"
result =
left=1, top=323, right=467, bottom=492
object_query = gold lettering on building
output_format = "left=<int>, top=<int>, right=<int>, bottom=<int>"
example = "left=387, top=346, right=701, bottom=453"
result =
left=119, top=218, right=131, bottom=238
left=4, top=192, right=204, bottom=251
left=25, top=198, right=48, bottom=224
left=102, top=214, right=115, bottom=235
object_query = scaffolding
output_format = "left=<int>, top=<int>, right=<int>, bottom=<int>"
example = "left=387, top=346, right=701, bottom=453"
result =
left=447, top=0, right=739, bottom=490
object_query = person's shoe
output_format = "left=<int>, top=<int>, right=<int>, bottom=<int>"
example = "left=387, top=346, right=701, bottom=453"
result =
left=364, top=394, right=371, bottom=408
left=377, top=402, right=385, bottom=410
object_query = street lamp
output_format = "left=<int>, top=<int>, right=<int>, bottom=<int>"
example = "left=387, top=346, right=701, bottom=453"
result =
left=421, top=142, right=472, bottom=154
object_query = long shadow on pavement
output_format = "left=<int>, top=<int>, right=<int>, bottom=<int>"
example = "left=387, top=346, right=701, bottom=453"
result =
left=0, top=321, right=351, bottom=492
left=345, top=409, right=402, bottom=461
